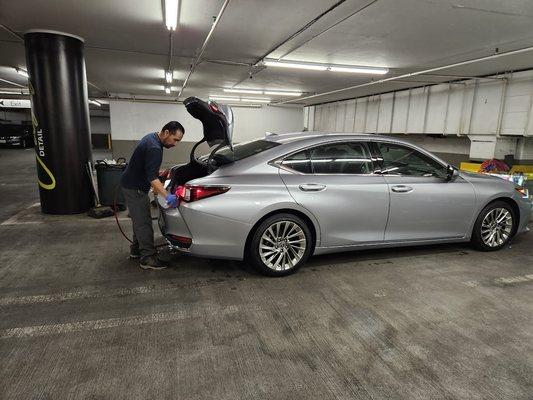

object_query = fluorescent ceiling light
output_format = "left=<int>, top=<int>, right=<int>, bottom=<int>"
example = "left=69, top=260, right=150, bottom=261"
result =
left=329, top=66, right=388, bottom=74
left=88, top=99, right=102, bottom=107
left=263, top=59, right=389, bottom=75
left=164, top=86, right=171, bottom=94
left=15, top=67, right=28, bottom=78
left=233, top=104, right=262, bottom=108
left=264, top=91, right=302, bottom=97
left=209, top=96, right=240, bottom=101
left=165, top=0, right=179, bottom=31
left=224, top=88, right=303, bottom=97
left=165, top=70, right=173, bottom=83
left=242, top=98, right=271, bottom=103
left=223, top=88, right=263, bottom=95
left=264, top=60, right=327, bottom=71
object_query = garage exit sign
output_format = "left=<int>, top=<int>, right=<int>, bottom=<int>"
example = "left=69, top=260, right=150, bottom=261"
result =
left=0, top=99, right=31, bottom=109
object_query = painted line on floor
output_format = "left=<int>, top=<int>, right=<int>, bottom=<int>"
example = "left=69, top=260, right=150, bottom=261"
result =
left=0, top=305, right=249, bottom=339
left=494, top=274, right=533, bottom=285
left=0, top=276, right=228, bottom=307
left=461, top=274, right=533, bottom=288
left=0, top=283, right=178, bottom=306
left=0, top=202, right=42, bottom=226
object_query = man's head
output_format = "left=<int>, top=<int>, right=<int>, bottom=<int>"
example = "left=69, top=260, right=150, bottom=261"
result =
left=159, top=121, right=184, bottom=148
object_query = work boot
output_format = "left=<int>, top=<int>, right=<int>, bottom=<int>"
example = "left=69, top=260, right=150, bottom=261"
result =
left=139, top=255, right=168, bottom=270
left=129, top=244, right=141, bottom=259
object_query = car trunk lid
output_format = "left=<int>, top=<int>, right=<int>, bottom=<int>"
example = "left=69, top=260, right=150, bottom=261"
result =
left=183, top=96, right=234, bottom=150
left=167, top=97, right=234, bottom=190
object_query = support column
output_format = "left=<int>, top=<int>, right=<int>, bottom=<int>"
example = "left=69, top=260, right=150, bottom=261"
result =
left=24, top=30, right=93, bottom=214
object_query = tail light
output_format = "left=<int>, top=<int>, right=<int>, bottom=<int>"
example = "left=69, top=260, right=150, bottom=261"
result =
left=175, top=184, right=230, bottom=202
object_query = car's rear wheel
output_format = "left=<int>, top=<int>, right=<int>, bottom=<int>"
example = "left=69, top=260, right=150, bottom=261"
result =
left=471, top=201, right=516, bottom=251
left=247, top=213, right=312, bottom=277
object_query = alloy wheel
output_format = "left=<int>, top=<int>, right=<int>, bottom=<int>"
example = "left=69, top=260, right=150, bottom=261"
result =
left=259, top=221, right=307, bottom=271
left=480, top=207, right=513, bottom=248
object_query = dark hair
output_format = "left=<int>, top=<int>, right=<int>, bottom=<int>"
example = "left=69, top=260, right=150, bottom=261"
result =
left=161, top=121, right=184, bottom=135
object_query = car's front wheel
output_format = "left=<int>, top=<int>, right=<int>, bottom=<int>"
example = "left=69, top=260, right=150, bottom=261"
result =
left=247, top=213, right=312, bottom=277
left=471, top=201, right=516, bottom=251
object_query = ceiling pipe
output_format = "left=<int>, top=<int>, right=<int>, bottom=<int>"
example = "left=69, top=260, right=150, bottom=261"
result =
left=420, top=73, right=506, bottom=81
left=280, top=45, right=533, bottom=105
left=231, top=0, right=348, bottom=87
left=275, top=0, right=378, bottom=60
left=0, top=77, right=26, bottom=88
left=203, top=58, right=250, bottom=67
left=177, top=0, right=231, bottom=98
left=255, top=0, right=346, bottom=64
left=0, top=23, right=23, bottom=40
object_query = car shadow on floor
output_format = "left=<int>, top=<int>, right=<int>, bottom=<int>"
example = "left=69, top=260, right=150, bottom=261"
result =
left=159, top=229, right=531, bottom=277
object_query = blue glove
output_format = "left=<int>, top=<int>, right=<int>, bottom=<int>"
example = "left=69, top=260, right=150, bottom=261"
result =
left=165, top=194, right=179, bottom=208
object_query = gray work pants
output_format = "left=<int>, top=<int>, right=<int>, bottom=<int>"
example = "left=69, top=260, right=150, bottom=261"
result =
left=122, top=186, right=156, bottom=258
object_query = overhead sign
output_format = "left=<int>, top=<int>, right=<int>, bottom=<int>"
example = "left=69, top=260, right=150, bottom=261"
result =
left=0, top=99, right=31, bottom=109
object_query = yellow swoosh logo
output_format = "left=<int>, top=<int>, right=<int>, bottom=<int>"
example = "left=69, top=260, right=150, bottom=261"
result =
left=36, top=155, right=56, bottom=190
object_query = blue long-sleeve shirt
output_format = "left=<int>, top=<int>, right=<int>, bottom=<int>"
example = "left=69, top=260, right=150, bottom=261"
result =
left=121, top=132, right=163, bottom=192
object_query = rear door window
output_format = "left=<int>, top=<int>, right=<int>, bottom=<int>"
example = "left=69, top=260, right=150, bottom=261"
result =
left=309, top=142, right=373, bottom=174
left=281, top=142, right=374, bottom=174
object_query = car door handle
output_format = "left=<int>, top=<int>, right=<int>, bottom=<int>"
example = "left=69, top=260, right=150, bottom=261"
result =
left=391, top=185, right=413, bottom=193
left=299, top=184, right=327, bottom=192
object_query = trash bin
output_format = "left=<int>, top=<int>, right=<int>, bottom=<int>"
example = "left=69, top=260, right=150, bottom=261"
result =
left=95, top=158, right=127, bottom=210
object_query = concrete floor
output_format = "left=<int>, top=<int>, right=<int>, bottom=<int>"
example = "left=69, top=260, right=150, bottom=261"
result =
left=0, top=148, right=532, bottom=400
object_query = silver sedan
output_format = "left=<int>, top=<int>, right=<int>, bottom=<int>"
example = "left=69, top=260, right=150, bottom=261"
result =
left=158, top=130, right=531, bottom=277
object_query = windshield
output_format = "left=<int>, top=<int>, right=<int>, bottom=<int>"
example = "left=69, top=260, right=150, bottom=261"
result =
left=202, top=139, right=281, bottom=165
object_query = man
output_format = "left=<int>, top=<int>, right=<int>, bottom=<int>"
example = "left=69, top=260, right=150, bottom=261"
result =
left=121, top=121, right=184, bottom=270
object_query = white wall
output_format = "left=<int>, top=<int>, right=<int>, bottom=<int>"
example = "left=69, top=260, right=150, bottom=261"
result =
left=309, top=70, right=533, bottom=137
left=307, top=69, right=533, bottom=161
left=110, top=101, right=303, bottom=143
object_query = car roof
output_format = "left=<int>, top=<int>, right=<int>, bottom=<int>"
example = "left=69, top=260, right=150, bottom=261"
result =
left=265, top=131, right=413, bottom=146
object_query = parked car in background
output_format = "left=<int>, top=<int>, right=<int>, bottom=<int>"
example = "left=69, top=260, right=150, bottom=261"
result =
left=0, top=123, right=33, bottom=148
left=157, top=97, right=532, bottom=277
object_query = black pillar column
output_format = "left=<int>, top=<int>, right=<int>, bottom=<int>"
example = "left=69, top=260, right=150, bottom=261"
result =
left=24, top=30, right=93, bottom=214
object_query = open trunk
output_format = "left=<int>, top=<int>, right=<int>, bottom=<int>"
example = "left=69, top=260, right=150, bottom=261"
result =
left=168, top=97, right=234, bottom=192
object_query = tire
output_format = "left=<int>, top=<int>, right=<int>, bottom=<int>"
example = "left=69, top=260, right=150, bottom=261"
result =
left=471, top=201, right=516, bottom=251
left=246, top=213, right=313, bottom=277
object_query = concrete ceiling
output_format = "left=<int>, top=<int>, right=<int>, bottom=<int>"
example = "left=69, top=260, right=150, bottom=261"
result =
left=1, top=0, right=533, bottom=106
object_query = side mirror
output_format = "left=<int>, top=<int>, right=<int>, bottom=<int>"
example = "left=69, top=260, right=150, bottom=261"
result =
left=445, top=165, right=459, bottom=182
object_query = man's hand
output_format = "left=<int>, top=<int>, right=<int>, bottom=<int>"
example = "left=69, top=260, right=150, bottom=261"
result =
left=165, top=194, right=179, bottom=208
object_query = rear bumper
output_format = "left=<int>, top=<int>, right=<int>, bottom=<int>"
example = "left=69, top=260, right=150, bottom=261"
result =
left=157, top=195, right=250, bottom=260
